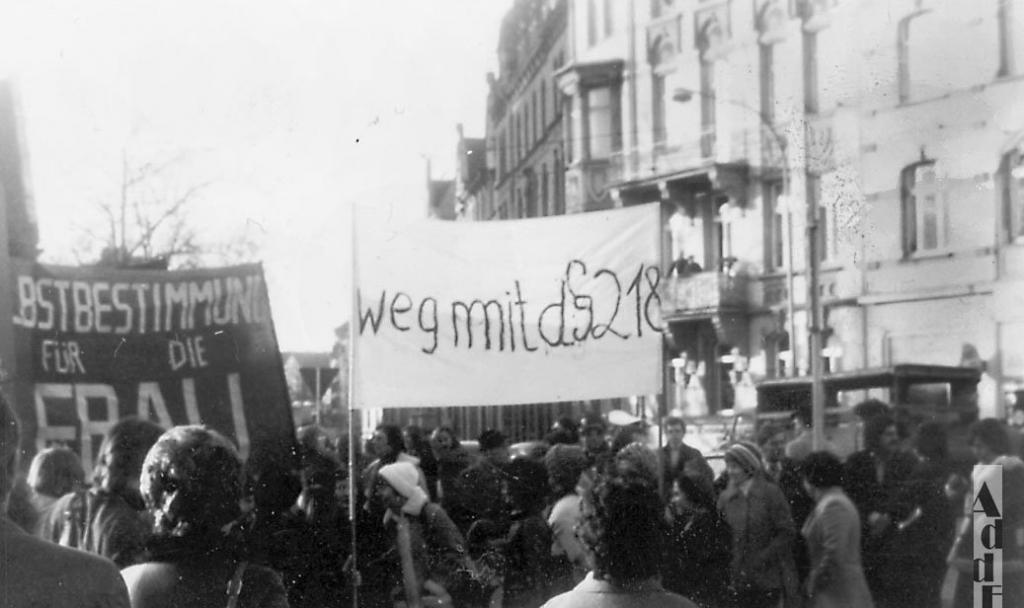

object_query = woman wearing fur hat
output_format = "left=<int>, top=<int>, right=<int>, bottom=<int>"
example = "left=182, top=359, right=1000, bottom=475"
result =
left=374, top=461, right=478, bottom=608
left=717, top=441, right=796, bottom=608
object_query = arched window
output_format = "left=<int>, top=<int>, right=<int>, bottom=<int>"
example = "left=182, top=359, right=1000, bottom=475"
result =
left=900, top=158, right=947, bottom=255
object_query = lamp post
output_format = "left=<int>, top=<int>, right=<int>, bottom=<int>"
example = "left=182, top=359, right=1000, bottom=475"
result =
left=674, top=86, right=825, bottom=449
left=673, top=87, right=798, bottom=381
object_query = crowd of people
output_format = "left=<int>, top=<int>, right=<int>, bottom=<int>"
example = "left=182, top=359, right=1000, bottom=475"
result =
left=2, top=391, right=1024, bottom=608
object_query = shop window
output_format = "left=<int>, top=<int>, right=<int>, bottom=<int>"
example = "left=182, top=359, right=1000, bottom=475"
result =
left=900, top=160, right=948, bottom=255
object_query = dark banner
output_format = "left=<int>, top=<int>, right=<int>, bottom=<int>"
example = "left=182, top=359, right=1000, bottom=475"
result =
left=9, top=260, right=295, bottom=473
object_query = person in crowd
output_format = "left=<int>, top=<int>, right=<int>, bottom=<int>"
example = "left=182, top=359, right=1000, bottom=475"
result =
left=843, top=412, right=917, bottom=607
left=613, top=441, right=659, bottom=484
left=40, top=417, right=164, bottom=568
left=799, top=451, right=874, bottom=608
left=431, top=425, right=472, bottom=509
left=544, top=443, right=591, bottom=590
left=579, top=413, right=610, bottom=470
left=374, top=460, right=477, bottom=608
left=451, top=429, right=512, bottom=533
left=545, top=417, right=580, bottom=447
left=120, top=425, right=288, bottom=607
left=885, top=421, right=955, bottom=608
left=503, top=457, right=557, bottom=608
left=1, top=394, right=131, bottom=607
left=785, top=405, right=839, bottom=462
left=661, top=416, right=715, bottom=500
left=606, top=410, right=647, bottom=456
left=362, top=423, right=428, bottom=509
left=758, top=422, right=814, bottom=589
left=405, top=425, right=441, bottom=502
left=718, top=441, right=796, bottom=608
left=949, top=418, right=1024, bottom=607
left=663, top=474, right=731, bottom=608
left=540, top=468, right=697, bottom=608
left=26, top=445, right=86, bottom=530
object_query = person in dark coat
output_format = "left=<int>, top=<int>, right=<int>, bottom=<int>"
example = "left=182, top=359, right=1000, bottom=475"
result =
left=884, top=422, right=955, bottom=608
left=502, top=457, right=556, bottom=608
left=120, top=425, right=288, bottom=608
left=759, top=422, right=815, bottom=591
left=431, top=425, right=472, bottom=508
left=661, top=416, right=715, bottom=500
left=450, top=429, right=512, bottom=533
left=1, top=393, right=131, bottom=608
left=843, top=412, right=918, bottom=608
left=40, top=417, right=165, bottom=568
left=663, top=474, right=731, bottom=607
left=404, top=424, right=440, bottom=502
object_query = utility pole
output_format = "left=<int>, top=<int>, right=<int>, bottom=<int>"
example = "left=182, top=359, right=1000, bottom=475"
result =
left=806, top=159, right=825, bottom=451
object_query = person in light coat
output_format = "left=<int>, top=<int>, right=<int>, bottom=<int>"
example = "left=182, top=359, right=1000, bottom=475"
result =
left=800, top=451, right=874, bottom=608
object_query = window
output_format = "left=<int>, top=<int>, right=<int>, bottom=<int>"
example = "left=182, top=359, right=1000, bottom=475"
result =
left=1002, top=146, right=1024, bottom=241
left=532, top=91, right=538, bottom=144
left=900, top=160, right=948, bottom=254
left=588, top=0, right=598, bottom=46
left=764, top=181, right=785, bottom=270
left=498, top=132, right=507, bottom=178
left=553, top=149, right=564, bottom=215
left=603, top=0, right=614, bottom=36
left=699, top=61, right=716, bottom=158
left=802, top=30, right=818, bottom=114
left=998, top=0, right=1024, bottom=77
left=586, top=87, right=617, bottom=159
left=541, top=82, right=547, bottom=129
left=759, top=42, right=775, bottom=124
left=542, top=163, right=550, bottom=216
left=652, top=73, right=667, bottom=147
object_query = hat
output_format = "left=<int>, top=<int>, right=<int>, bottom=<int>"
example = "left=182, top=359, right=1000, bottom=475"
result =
left=378, top=462, right=428, bottom=516
left=725, top=441, right=763, bottom=476
left=607, top=410, right=643, bottom=427
left=478, top=429, right=507, bottom=452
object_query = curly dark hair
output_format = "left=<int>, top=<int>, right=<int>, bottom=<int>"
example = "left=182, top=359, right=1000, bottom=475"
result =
left=141, top=425, right=244, bottom=539
left=862, top=414, right=896, bottom=452
left=579, top=470, right=666, bottom=585
left=801, top=451, right=845, bottom=489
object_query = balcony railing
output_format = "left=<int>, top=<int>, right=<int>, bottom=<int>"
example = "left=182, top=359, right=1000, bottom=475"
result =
left=661, top=270, right=749, bottom=320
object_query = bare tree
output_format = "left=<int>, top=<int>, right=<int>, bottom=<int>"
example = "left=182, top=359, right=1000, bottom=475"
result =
left=72, top=150, right=259, bottom=269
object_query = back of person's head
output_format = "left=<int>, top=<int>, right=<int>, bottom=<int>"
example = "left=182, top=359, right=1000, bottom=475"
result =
left=579, top=470, right=666, bottom=585
left=613, top=442, right=659, bottom=482
left=141, top=425, right=244, bottom=539
left=544, top=444, right=589, bottom=497
left=854, top=399, right=891, bottom=423
left=507, top=457, right=549, bottom=516
left=915, top=421, right=949, bottom=461
left=27, top=446, right=85, bottom=498
left=93, top=417, right=165, bottom=496
left=673, top=473, right=715, bottom=512
left=1, top=393, right=21, bottom=510
left=478, top=429, right=507, bottom=452
left=969, top=418, right=1011, bottom=456
left=801, top=451, right=844, bottom=489
left=862, top=414, right=896, bottom=452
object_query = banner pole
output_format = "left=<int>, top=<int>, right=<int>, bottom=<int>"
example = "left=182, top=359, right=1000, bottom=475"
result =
left=347, top=204, right=359, bottom=608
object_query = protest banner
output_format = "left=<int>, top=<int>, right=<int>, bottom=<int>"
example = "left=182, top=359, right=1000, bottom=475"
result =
left=8, top=261, right=294, bottom=472
left=353, top=203, right=663, bottom=408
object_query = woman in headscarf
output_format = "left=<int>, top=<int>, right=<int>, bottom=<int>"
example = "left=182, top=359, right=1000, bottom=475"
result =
left=120, top=425, right=288, bottom=607
left=717, top=441, right=795, bottom=608
left=374, top=461, right=478, bottom=608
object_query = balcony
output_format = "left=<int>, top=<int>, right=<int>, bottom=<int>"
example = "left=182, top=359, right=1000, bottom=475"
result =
left=661, top=270, right=749, bottom=321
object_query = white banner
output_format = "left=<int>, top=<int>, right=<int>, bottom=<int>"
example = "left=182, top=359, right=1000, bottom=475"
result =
left=353, top=204, right=663, bottom=408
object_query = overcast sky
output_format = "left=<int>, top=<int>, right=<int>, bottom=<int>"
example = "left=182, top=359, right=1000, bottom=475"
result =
left=1, top=0, right=511, bottom=352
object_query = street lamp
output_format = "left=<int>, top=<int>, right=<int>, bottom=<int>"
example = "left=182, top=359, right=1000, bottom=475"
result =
left=673, top=86, right=826, bottom=450
left=672, top=86, right=798, bottom=381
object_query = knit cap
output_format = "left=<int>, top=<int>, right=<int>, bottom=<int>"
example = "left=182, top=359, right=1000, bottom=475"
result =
left=725, top=441, right=763, bottom=476
left=378, top=461, right=428, bottom=516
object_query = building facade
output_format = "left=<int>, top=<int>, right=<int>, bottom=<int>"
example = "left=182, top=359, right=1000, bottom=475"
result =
left=556, top=0, right=1024, bottom=418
